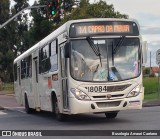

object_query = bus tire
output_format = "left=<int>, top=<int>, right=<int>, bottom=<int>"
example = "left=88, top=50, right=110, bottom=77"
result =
left=54, top=98, right=65, bottom=121
left=105, top=111, right=118, bottom=119
left=24, top=94, right=32, bottom=114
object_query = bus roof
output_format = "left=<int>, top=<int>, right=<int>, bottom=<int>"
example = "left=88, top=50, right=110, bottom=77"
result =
left=14, top=18, right=139, bottom=63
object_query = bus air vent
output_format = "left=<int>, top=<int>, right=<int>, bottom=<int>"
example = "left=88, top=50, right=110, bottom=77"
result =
left=107, top=84, right=131, bottom=92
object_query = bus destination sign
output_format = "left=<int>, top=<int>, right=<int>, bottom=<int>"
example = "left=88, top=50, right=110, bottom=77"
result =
left=69, top=21, right=139, bottom=38
left=76, top=24, right=130, bottom=35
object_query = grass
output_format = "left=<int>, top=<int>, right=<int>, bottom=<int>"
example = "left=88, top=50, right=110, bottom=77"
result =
left=143, top=77, right=160, bottom=100
left=144, top=92, right=160, bottom=100
left=1, top=83, right=14, bottom=92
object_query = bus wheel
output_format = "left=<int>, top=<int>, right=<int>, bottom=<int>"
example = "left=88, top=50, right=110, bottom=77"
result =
left=54, top=98, right=65, bottom=121
left=24, top=94, right=32, bottom=114
left=105, top=111, right=118, bottom=119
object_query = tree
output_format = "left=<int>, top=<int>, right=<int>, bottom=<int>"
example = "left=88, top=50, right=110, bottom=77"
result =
left=24, top=0, right=53, bottom=48
left=0, top=0, right=10, bottom=23
left=0, top=0, right=30, bottom=82
left=64, top=0, right=74, bottom=12
left=61, top=0, right=128, bottom=23
left=143, top=67, right=150, bottom=75
left=0, top=0, right=12, bottom=82
left=12, top=0, right=30, bottom=53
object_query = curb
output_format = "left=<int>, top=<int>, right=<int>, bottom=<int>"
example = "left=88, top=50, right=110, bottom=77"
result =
left=142, top=100, right=160, bottom=107
left=142, top=103, right=160, bottom=107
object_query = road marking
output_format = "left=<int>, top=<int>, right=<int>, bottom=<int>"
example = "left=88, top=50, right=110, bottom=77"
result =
left=0, top=111, right=7, bottom=115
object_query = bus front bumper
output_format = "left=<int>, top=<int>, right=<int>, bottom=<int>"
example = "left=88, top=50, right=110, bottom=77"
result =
left=69, top=93, right=143, bottom=114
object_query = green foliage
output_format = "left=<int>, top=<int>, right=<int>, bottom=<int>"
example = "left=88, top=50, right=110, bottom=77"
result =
left=144, top=93, right=159, bottom=100
left=143, top=67, right=150, bottom=75
left=143, top=77, right=159, bottom=100
left=0, top=82, right=14, bottom=92
left=25, top=19, right=53, bottom=47
left=0, top=0, right=29, bottom=82
left=24, top=0, right=53, bottom=47
left=12, top=0, right=29, bottom=53
left=14, top=0, right=29, bottom=13
left=0, top=0, right=10, bottom=23
left=61, top=0, right=128, bottom=24
left=64, top=0, right=74, bottom=12
left=0, top=0, right=13, bottom=82
left=143, top=77, right=158, bottom=94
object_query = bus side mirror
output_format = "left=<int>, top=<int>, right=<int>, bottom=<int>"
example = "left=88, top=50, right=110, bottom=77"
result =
left=64, top=42, right=71, bottom=58
left=142, top=41, right=148, bottom=64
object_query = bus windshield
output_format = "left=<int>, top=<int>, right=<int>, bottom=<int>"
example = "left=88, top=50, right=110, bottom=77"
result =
left=70, top=37, right=140, bottom=82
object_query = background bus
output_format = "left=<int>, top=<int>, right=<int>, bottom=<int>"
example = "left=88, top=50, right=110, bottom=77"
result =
left=13, top=18, right=147, bottom=121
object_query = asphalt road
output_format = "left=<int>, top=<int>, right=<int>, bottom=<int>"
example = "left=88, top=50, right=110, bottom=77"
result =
left=0, top=94, right=160, bottom=138
left=0, top=106, right=160, bottom=139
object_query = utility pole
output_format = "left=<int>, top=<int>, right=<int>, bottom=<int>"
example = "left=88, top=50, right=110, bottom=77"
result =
left=156, top=49, right=160, bottom=97
left=0, top=5, right=46, bottom=30
left=150, top=51, right=152, bottom=74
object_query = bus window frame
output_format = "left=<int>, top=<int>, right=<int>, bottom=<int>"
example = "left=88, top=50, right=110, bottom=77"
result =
left=39, top=39, right=58, bottom=74
left=20, top=55, right=32, bottom=79
left=49, top=39, right=58, bottom=72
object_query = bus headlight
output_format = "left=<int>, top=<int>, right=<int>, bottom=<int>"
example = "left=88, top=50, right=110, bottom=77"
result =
left=127, top=85, right=141, bottom=98
left=71, top=88, right=91, bottom=101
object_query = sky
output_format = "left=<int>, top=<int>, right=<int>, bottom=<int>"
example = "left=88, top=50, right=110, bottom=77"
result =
left=22, top=0, right=160, bottom=67
left=91, top=0, right=160, bottom=67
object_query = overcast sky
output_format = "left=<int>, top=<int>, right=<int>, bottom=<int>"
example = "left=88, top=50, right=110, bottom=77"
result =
left=27, top=0, right=160, bottom=66
left=91, top=0, right=160, bottom=67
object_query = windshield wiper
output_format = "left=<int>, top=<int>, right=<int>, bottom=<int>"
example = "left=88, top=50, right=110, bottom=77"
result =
left=86, top=37, right=102, bottom=67
left=113, top=36, right=125, bottom=54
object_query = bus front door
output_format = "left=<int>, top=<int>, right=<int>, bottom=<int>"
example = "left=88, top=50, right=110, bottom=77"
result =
left=60, top=45, right=69, bottom=110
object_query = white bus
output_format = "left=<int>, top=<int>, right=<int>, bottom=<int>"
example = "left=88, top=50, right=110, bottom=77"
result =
left=14, top=18, right=147, bottom=121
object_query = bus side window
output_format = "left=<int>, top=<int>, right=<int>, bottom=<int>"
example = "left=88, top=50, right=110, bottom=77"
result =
left=39, top=44, right=51, bottom=73
left=21, top=55, right=32, bottom=79
left=49, top=40, right=58, bottom=72
left=21, top=59, right=26, bottom=79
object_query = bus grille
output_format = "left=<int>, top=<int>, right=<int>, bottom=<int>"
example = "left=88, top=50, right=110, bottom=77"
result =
left=92, top=94, right=124, bottom=99
left=96, top=101, right=121, bottom=108
left=107, top=84, right=131, bottom=92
